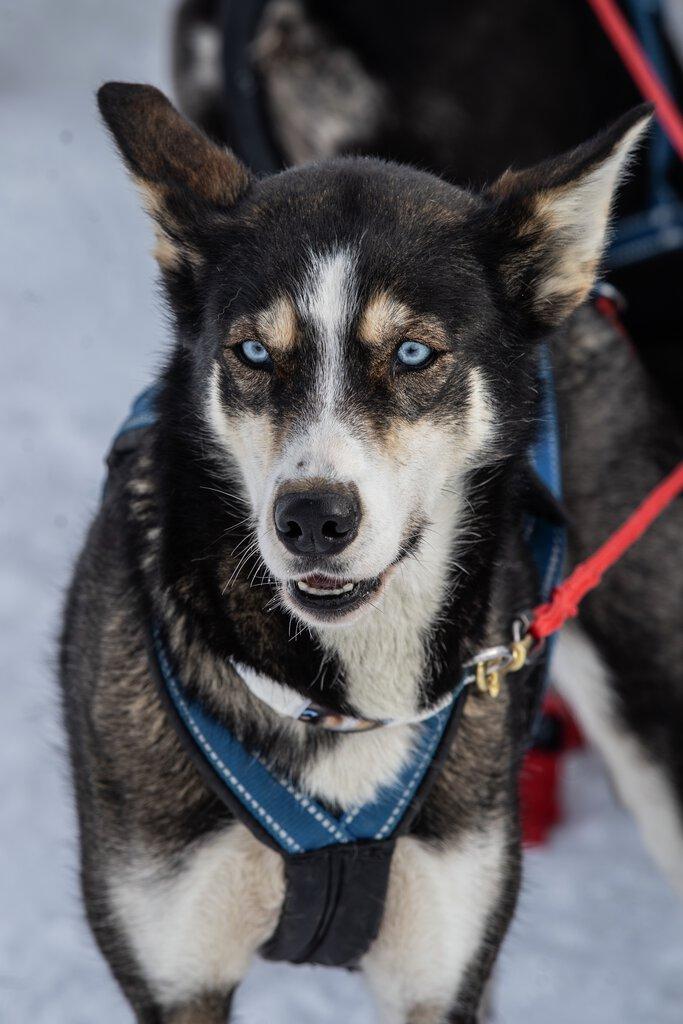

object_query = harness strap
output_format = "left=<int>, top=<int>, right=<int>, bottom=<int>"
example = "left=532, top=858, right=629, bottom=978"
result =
left=586, top=0, right=683, bottom=160
left=153, top=622, right=461, bottom=854
left=263, top=690, right=469, bottom=966
left=264, top=841, right=397, bottom=966
left=526, top=348, right=566, bottom=603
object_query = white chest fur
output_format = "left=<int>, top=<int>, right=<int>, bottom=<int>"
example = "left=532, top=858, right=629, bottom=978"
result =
left=315, top=493, right=462, bottom=724
left=109, top=820, right=507, bottom=1019
left=108, top=827, right=285, bottom=1007
left=300, top=721, right=418, bottom=809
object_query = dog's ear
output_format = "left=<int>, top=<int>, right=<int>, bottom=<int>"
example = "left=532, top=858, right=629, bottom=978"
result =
left=485, top=105, right=652, bottom=330
left=97, top=82, right=251, bottom=271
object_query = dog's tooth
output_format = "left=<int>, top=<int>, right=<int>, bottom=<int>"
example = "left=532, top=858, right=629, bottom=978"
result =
left=296, top=580, right=356, bottom=597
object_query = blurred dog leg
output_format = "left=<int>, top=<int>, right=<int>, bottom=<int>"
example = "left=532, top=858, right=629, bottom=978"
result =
left=555, top=626, right=683, bottom=898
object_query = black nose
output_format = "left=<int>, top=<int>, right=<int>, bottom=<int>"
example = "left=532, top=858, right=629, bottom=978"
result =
left=274, top=488, right=360, bottom=556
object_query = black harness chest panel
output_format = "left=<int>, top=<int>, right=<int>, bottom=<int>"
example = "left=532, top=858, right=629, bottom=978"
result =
left=262, top=841, right=397, bottom=966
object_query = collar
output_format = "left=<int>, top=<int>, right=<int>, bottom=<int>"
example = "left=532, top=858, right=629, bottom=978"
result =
left=233, top=659, right=462, bottom=732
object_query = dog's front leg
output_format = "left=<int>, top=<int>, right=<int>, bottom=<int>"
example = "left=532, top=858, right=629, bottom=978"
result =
left=134, top=991, right=236, bottom=1024
left=362, top=823, right=517, bottom=1024
left=100, top=825, right=285, bottom=1023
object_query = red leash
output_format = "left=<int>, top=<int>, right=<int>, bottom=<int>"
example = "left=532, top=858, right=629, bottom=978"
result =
left=529, top=461, right=683, bottom=641
left=586, top=0, right=683, bottom=161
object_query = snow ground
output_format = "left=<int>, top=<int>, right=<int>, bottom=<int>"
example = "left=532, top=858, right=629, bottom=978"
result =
left=1, top=2, right=681, bottom=1021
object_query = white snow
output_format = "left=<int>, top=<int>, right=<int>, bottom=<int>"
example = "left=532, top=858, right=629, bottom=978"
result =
left=1, top=2, right=682, bottom=1021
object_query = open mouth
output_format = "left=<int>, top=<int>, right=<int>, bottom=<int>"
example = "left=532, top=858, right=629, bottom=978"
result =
left=287, top=572, right=386, bottom=620
left=283, top=526, right=424, bottom=623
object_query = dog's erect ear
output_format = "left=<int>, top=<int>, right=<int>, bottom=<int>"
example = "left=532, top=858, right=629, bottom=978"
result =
left=97, top=82, right=251, bottom=269
left=486, top=105, right=652, bottom=329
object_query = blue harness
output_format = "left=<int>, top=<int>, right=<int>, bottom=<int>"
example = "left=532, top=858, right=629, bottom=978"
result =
left=109, top=346, right=564, bottom=965
left=607, top=0, right=683, bottom=270
left=153, top=626, right=458, bottom=854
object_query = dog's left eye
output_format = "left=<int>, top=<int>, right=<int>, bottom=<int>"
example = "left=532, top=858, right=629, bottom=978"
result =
left=238, top=339, right=273, bottom=368
left=395, top=340, right=434, bottom=369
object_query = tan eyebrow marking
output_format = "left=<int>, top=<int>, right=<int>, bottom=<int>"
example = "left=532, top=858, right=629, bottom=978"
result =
left=227, top=296, right=298, bottom=352
left=358, top=291, right=450, bottom=350
left=358, top=293, right=410, bottom=347
left=255, top=295, right=298, bottom=351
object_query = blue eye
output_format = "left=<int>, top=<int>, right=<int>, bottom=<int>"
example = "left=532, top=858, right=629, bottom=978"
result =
left=239, top=339, right=272, bottom=367
left=396, top=340, right=433, bottom=368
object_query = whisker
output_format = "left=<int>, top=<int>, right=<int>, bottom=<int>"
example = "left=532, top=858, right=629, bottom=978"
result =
left=223, top=539, right=260, bottom=592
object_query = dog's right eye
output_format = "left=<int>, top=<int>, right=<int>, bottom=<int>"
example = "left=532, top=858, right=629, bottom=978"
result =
left=237, top=339, right=273, bottom=369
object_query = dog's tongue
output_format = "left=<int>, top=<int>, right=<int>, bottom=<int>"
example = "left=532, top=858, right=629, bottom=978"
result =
left=301, top=574, right=350, bottom=590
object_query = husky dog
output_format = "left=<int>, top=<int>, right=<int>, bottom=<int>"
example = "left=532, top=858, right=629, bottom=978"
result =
left=60, top=83, right=682, bottom=1024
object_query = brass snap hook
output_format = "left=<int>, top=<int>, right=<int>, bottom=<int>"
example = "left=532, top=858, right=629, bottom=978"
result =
left=467, top=624, right=537, bottom=699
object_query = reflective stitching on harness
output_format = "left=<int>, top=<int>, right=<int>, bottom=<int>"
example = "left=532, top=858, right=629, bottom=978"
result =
left=155, top=635, right=305, bottom=853
left=547, top=414, right=561, bottom=496
left=542, top=528, right=565, bottom=600
left=274, top=776, right=349, bottom=843
left=536, top=346, right=565, bottom=601
left=373, top=722, right=445, bottom=840
left=341, top=804, right=363, bottom=827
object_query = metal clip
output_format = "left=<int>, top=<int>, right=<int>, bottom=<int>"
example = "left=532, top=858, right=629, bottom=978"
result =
left=467, top=645, right=513, bottom=699
left=465, top=619, right=537, bottom=699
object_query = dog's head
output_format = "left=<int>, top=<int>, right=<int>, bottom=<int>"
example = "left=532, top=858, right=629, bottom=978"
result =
left=99, top=84, right=649, bottom=630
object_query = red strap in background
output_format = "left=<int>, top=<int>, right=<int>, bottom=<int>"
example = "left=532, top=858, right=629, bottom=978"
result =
left=530, top=461, right=683, bottom=641
left=586, top=0, right=683, bottom=161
